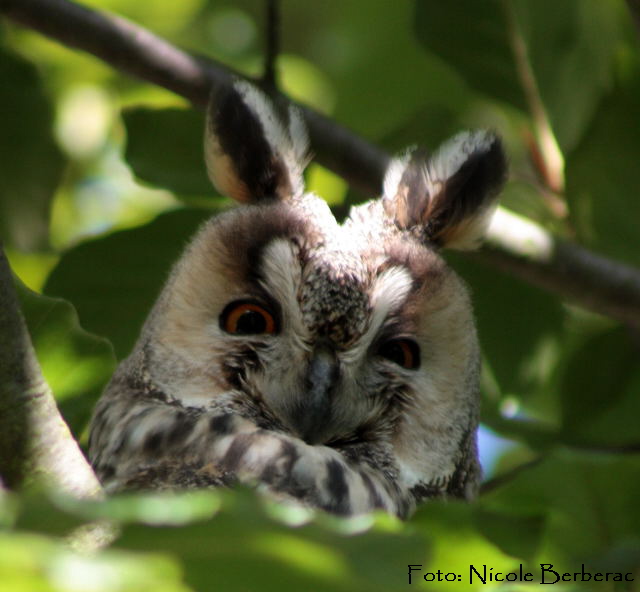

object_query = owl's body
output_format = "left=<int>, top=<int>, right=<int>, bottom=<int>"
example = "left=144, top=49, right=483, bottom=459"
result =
left=89, top=82, right=506, bottom=518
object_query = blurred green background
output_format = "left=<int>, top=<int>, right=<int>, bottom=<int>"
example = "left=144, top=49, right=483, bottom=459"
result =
left=1, top=0, right=639, bottom=590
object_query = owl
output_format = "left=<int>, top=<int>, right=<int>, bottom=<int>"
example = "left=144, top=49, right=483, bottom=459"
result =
left=88, top=80, right=507, bottom=518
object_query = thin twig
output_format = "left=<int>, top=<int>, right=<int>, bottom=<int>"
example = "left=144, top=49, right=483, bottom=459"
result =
left=502, top=0, right=567, bottom=214
left=481, top=439, right=640, bottom=495
left=480, top=456, right=544, bottom=495
left=2, top=0, right=640, bottom=328
left=0, top=244, right=102, bottom=498
left=263, top=0, right=280, bottom=91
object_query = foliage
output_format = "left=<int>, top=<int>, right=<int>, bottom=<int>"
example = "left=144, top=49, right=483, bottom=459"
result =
left=1, top=0, right=639, bottom=590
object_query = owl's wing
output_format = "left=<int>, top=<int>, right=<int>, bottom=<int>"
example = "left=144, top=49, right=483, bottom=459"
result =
left=90, top=383, right=411, bottom=517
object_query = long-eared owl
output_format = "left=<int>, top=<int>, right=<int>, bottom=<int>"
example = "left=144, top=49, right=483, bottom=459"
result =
left=89, top=80, right=507, bottom=518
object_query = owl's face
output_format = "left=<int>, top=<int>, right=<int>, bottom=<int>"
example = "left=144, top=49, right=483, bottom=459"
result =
left=134, top=80, right=506, bottom=495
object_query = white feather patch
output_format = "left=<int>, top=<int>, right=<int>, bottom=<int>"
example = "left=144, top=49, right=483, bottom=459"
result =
left=425, top=130, right=495, bottom=187
left=382, top=149, right=412, bottom=201
left=357, top=266, right=413, bottom=351
left=259, top=238, right=307, bottom=339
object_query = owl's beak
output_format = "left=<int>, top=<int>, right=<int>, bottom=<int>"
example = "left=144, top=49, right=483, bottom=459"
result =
left=294, top=341, right=339, bottom=445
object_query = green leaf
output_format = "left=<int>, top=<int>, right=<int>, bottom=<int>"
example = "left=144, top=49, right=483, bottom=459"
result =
left=411, top=501, right=517, bottom=587
left=0, top=48, right=64, bottom=250
left=55, top=490, right=223, bottom=527
left=415, top=1, right=523, bottom=109
left=44, top=209, right=213, bottom=359
left=115, top=489, right=424, bottom=592
left=13, top=492, right=88, bottom=537
left=123, top=108, right=215, bottom=197
left=559, top=326, right=640, bottom=440
left=414, top=0, right=625, bottom=152
left=481, top=449, right=640, bottom=567
left=566, top=68, right=640, bottom=268
left=280, top=1, right=470, bottom=146
left=0, top=531, right=191, bottom=592
left=474, top=508, right=545, bottom=561
left=578, top=369, right=640, bottom=448
left=447, top=254, right=564, bottom=411
left=515, top=0, right=624, bottom=152
left=15, top=280, right=116, bottom=436
left=560, top=327, right=640, bottom=451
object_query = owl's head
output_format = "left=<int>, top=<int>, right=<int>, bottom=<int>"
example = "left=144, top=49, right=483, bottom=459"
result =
left=143, top=81, right=506, bottom=499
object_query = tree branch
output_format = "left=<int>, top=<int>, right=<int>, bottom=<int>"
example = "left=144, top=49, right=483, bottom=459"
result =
left=481, top=210, right=640, bottom=329
left=0, top=244, right=102, bottom=498
left=2, top=0, right=640, bottom=328
left=0, top=0, right=385, bottom=196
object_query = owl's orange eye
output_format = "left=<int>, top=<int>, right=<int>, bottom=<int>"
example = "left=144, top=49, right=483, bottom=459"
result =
left=221, top=301, right=277, bottom=335
left=378, top=338, right=420, bottom=370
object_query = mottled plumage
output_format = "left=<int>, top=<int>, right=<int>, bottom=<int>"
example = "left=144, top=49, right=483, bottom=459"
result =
left=89, top=80, right=507, bottom=518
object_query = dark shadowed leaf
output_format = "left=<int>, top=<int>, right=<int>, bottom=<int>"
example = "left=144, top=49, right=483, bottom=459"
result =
left=447, top=253, right=564, bottom=409
left=559, top=325, right=640, bottom=441
left=415, top=0, right=625, bottom=152
left=0, top=48, right=64, bottom=250
left=415, top=1, right=523, bottom=109
left=575, top=368, right=640, bottom=449
left=566, top=69, right=640, bottom=268
left=124, top=107, right=215, bottom=197
left=44, top=209, right=213, bottom=359
left=515, top=0, right=624, bottom=152
left=481, top=449, right=640, bottom=567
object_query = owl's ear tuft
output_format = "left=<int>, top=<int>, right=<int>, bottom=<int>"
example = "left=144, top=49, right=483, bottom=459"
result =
left=383, top=131, right=507, bottom=250
left=205, top=80, right=309, bottom=203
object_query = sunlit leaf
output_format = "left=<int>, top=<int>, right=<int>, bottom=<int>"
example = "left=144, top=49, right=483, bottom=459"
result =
left=474, top=508, right=545, bottom=561
left=115, top=489, right=424, bottom=592
left=0, top=531, right=191, bottom=592
left=411, top=502, right=517, bottom=590
left=54, top=490, right=223, bottom=527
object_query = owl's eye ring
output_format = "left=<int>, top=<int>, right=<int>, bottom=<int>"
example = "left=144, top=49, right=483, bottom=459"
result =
left=377, top=338, right=421, bottom=370
left=221, top=300, right=277, bottom=335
